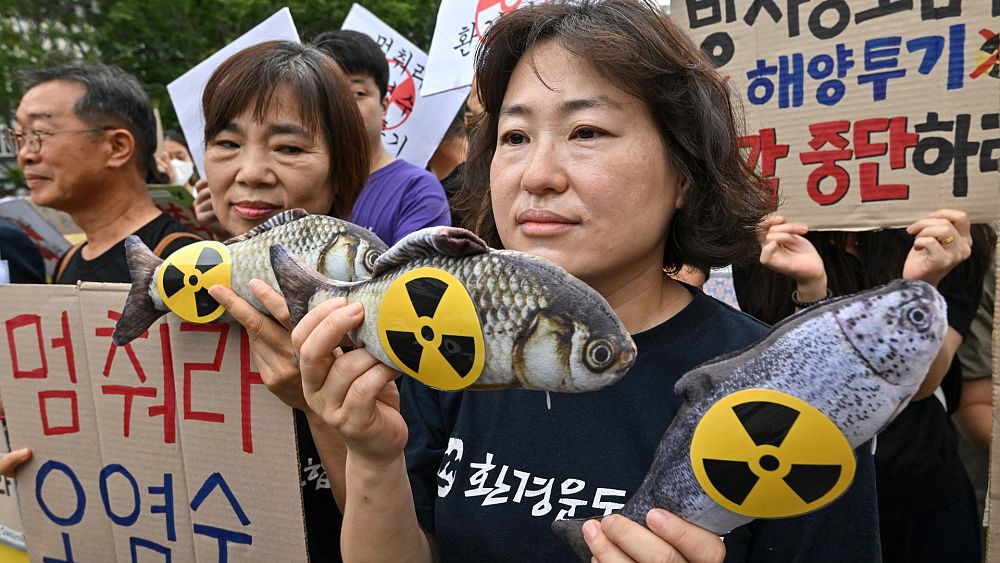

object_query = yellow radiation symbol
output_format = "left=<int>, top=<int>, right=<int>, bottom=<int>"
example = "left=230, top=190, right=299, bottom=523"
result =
left=156, top=241, right=231, bottom=323
left=377, top=267, right=484, bottom=390
left=690, top=388, right=855, bottom=519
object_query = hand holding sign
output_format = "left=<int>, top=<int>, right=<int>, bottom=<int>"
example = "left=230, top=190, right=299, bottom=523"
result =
left=903, top=209, right=972, bottom=287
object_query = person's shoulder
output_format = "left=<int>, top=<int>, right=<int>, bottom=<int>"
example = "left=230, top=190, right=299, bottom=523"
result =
left=136, top=213, right=203, bottom=257
left=694, top=290, right=770, bottom=338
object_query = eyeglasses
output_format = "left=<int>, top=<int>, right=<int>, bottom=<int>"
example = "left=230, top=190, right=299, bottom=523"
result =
left=5, top=126, right=115, bottom=154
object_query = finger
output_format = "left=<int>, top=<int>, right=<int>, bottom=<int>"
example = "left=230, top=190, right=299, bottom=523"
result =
left=207, top=285, right=272, bottom=341
left=336, top=359, right=402, bottom=425
left=298, top=303, right=364, bottom=395
left=759, top=240, right=778, bottom=264
left=927, top=209, right=970, bottom=234
left=249, top=279, right=292, bottom=331
left=766, top=215, right=785, bottom=226
left=767, top=222, right=809, bottom=235
left=763, top=232, right=799, bottom=246
left=194, top=178, right=209, bottom=194
left=0, top=448, right=31, bottom=477
left=647, top=509, right=725, bottom=563
left=905, top=217, right=952, bottom=236
left=582, top=519, right=634, bottom=563
left=602, top=513, right=692, bottom=563
left=290, top=297, right=348, bottom=351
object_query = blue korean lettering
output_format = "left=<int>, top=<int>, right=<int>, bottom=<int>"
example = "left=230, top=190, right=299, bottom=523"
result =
left=130, top=537, right=171, bottom=562
left=100, top=464, right=140, bottom=526
left=36, top=460, right=85, bottom=526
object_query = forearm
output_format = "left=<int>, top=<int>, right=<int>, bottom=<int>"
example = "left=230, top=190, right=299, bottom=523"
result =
left=954, top=378, right=993, bottom=452
left=305, top=411, right=348, bottom=511
left=342, top=454, right=434, bottom=563
left=913, top=327, right=962, bottom=400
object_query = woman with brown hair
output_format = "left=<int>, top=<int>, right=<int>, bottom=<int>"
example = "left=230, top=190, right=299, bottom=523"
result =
left=291, top=1, right=880, bottom=561
left=197, top=40, right=369, bottom=562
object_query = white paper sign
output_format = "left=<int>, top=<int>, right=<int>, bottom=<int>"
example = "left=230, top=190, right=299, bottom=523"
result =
left=421, top=0, right=544, bottom=97
left=167, top=8, right=300, bottom=178
left=342, top=4, right=469, bottom=169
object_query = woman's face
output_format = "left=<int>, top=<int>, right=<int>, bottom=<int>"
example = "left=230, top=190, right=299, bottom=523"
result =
left=204, top=93, right=334, bottom=235
left=490, top=41, right=685, bottom=292
left=164, top=139, right=191, bottom=162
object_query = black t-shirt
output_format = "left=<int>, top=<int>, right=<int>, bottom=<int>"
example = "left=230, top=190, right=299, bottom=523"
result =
left=0, top=219, right=46, bottom=283
left=54, top=213, right=201, bottom=284
left=296, top=410, right=344, bottom=562
left=401, top=289, right=881, bottom=562
left=873, top=286, right=979, bottom=519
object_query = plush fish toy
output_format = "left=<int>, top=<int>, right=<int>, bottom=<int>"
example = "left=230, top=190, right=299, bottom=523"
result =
left=552, top=279, right=947, bottom=560
left=270, top=226, right=636, bottom=392
left=113, top=209, right=388, bottom=346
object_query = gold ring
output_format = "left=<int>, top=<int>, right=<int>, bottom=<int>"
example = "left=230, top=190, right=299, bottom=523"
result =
left=939, top=235, right=956, bottom=245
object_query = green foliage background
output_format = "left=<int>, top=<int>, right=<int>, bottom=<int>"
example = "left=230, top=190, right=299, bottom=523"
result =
left=0, top=0, right=442, bottom=131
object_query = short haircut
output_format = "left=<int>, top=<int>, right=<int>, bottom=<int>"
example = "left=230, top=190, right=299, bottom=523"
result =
left=164, top=130, right=188, bottom=149
left=202, top=40, right=369, bottom=219
left=461, top=0, right=772, bottom=273
left=312, top=30, right=389, bottom=99
left=22, top=64, right=156, bottom=177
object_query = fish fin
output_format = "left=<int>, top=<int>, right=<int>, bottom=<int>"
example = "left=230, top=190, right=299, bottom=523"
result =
left=270, top=243, right=349, bottom=328
left=551, top=516, right=600, bottom=561
left=222, top=208, right=309, bottom=244
left=674, top=363, right=731, bottom=404
left=112, top=236, right=167, bottom=346
left=372, top=226, right=489, bottom=277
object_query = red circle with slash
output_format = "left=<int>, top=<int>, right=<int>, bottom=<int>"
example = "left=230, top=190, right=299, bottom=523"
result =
left=384, top=60, right=416, bottom=131
left=475, top=0, right=528, bottom=40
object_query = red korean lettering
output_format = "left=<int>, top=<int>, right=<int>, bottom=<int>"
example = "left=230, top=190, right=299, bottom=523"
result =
left=799, top=120, right=853, bottom=206
left=181, top=323, right=228, bottom=424
left=239, top=329, right=264, bottom=454
left=6, top=314, right=47, bottom=379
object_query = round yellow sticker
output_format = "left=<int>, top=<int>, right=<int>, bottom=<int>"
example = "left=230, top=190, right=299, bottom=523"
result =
left=690, top=388, right=855, bottom=519
left=377, top=267, right=484, bottom=390
left=156, top=241, right=231, bottom=323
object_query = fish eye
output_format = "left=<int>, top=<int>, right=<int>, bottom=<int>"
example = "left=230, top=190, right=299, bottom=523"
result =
left=905, top=306, right=930, bottom=331
left=363, top=248, right=381, bottom=272
left=585, top=339, right=615, bottom=370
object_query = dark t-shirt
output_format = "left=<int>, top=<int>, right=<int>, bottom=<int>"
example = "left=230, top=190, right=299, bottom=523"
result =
left=401, top=289, right=881, bottom=562
left=0, top=219, right=46, bottom=283
left=54, top=212, right=200, bottom=284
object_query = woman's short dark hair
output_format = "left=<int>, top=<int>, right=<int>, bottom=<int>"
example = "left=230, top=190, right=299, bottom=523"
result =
left=22, top=64, right=156, bottom=178
left=460, top=0, right=772, bottom=273
left=202, top=40, right=370, bottom=219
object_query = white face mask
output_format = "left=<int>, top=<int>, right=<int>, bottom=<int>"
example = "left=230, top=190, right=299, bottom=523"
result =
left=171, top=159, right=194, bottom=185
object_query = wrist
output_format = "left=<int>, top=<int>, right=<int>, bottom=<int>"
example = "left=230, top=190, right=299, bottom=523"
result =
left=794, top=276, right=828, bottom=303
left=791, top=287, right=832, bottom=309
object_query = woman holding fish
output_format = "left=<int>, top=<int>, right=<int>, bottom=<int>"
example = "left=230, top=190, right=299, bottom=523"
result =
left=289, top=1, right=883, bottom=561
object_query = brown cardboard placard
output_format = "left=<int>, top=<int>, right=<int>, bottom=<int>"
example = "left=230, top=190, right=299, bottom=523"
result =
left=989, top=233, right=1000, bottom=561
left=0, top=283, right=308, bottom=561
left=674, top=1, right=1000, bottom=230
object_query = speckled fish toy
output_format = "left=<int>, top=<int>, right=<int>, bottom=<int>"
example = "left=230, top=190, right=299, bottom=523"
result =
left=270, top=226, right=637, bottom=392
left=553, top=279, right=947, bottom=560
left=112, top=209, right=388, bottom=346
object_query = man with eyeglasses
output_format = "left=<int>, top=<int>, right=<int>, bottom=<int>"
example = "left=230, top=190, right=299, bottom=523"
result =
left=11, top=63, right=201, bottom=284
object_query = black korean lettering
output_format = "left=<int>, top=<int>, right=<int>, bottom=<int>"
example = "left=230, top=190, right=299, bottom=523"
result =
left=808, top=0, right=851, bottom=40
left=701, top=32, right=736, bottom=67
left=913, top=113, right=978, bottom=197
left=921, top=0, right=961, bottom=20
left=686, top=0, right=736, bottom=28
left=744, top=0, right=782, bottom=26
left=855, top=0, right=912, bottom=24
left=980, top=113, right=1000, bottom=173
left=785, top=0, right=810, bottom=38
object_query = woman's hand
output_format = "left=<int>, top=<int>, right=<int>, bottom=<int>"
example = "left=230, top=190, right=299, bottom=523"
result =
left=155, top=152, right=175, bottom=183
left=0, top=448, right=31, bottom=477
left=208, top=280, right=308, bottom=412
left=903, top=209, right=972, bottom=287
left=193, top=179, right=232, bottom=241
left=758, top=216, right=827, bottom=301
left=583, top=509, right=725, bottom=563
left=292, top=299, right=408, bottom=467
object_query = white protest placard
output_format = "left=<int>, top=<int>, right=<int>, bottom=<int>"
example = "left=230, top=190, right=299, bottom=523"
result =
left=343, top=4, right=470, bottom=169
left=675, top=1, right=1000, bottom=230
left=421, top=0, right=544, bottom=97
left=167, top=8, right=300, bottom=178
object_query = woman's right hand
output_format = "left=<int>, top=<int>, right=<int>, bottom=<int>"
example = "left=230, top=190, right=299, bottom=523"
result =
left=758, top=215, right=828, bottom=301
left=292, top=299, right=408, bottom=467
left=193, top=179, right=232, bottom=241
left=0, top=448, right=31, bottom=477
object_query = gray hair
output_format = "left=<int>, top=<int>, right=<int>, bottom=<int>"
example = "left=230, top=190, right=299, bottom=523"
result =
left=21, top=64, right=156, bottom=177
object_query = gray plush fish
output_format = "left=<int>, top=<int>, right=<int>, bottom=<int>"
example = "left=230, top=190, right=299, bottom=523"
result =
left=552, top=279, right=947, bottom=560
left=113, top=209, right=388, bottom=346
left=270, top=226, right=636, bottom=392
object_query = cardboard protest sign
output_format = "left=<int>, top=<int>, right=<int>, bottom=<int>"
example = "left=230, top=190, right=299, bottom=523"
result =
left=675, top=1, right=1000, bottom=230
left=0, top=197, right=71, bottom=279
left=148, top=184, right=215, bottom=241
left=167, top=8, right=300, bottom=178
left=0, top=284, right=307, bottom=562
left=0, top=419, right=27, bottom=558
left=342, top=4, right=470, bottom=168
left=421, top=0, right=544, bottom=96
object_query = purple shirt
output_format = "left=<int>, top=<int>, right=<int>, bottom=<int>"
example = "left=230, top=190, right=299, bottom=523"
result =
left=350, top=159, right=452, bottom=246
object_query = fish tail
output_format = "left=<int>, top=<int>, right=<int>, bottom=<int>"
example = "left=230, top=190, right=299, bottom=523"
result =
left=112, top=236, right=167, bottom=346
left=270, top=243, right=349, bottom=328
left=551, top=516, right=601, bottom=561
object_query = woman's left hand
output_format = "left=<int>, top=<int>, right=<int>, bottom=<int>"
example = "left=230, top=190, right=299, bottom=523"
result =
left=583, top=509, right=725, bottom=563
left=207, top=280, right=308, bottom=412
left=903, top=209, right=972, bottom=287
